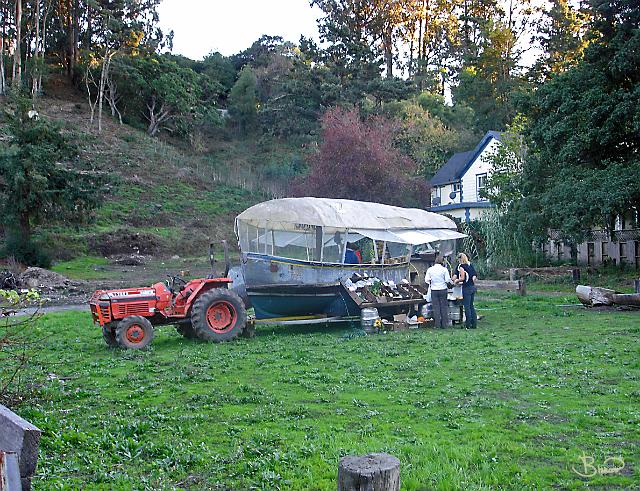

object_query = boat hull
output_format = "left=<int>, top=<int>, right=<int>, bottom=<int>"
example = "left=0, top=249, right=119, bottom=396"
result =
left=242, top=253, right=409, bottom=320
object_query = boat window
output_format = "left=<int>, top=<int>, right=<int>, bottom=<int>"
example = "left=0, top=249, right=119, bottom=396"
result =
left=432, top=239, right=455, bottom=257
left=322, top=228, right=346, bottom=263
left=386, top=242, right=411, bottom=263
left=238, top=222, right=260, bottom=253
left=271, top=230, right=317, bottom=261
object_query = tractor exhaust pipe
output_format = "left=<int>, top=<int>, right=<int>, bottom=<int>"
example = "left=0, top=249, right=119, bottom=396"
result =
left=210, top=240, right=230, bottom=277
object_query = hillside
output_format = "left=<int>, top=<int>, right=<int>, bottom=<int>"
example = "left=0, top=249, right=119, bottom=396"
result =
left=1, top=76, right=288, bottom=268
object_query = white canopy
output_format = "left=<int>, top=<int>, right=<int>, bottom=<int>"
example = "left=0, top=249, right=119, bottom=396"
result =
left=237, top=197, right=459, bottom=231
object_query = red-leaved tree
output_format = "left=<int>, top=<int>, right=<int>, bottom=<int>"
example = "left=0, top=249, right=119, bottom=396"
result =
left=295, top=107, right=430, bottom=208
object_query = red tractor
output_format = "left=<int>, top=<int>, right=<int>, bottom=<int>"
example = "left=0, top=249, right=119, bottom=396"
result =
left=89, top=243, right=248, bottom=349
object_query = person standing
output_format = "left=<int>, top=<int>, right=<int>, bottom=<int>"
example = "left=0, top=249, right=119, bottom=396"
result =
left=344, top=243, right=360, bottom=264
left=456, top=253, right=478, bottom=329
left=425, top=256, right=452, bottom=328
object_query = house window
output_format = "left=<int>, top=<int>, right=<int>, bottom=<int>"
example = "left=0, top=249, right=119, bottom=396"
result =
left=557, top=242, right=563, bottom=260
left=431, top=187, right=442, bottom=207
left=635, top=241, right=640, bottom=269
left=476, top=173, right=488, bottom=201
left=601, top=242, right=609, bottom=263
left=587, top=242, right=595, bottom=266
left=451, top=182, right=462, bottom=203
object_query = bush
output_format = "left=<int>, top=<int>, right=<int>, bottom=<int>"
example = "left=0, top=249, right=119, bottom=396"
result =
left=0, top=289, right=42, bottom=408
left=2, top=234, right=52, bottom=268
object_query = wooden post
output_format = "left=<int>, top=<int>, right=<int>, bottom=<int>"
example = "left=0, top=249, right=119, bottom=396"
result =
left=338, top=453, right=400, bottom=491
left=0, top=404, right=41, bottom=490
left=509, top=268, right=517, bottom=281
left=635, top=279, right=640, bottom=294
left=517, top=278, right=526, bottom=296
left=571, top=268, right=581, bottom=284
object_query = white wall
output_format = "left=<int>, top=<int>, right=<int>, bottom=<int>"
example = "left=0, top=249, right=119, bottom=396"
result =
left=460, top=138, right=501, bottom=203
left=432, top=183, right=457, bottom=205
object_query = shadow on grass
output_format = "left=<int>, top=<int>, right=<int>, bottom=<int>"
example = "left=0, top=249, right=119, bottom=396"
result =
left=254, top=320, right=358, bottom=338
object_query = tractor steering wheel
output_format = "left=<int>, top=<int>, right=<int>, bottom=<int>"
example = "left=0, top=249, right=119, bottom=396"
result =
left=166, top=275, right=187, bottom=293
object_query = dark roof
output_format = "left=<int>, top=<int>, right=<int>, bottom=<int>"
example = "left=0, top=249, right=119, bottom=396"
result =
left=429, top=131, right=502, bottom=186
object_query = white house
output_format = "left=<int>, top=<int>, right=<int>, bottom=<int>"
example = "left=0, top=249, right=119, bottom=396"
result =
left=428, top=131, right=640, bottom=268
left=428, top=131, right=500, bottom=223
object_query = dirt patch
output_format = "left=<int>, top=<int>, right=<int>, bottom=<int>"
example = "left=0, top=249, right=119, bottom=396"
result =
left=19, top=267, right=78, bottom=289
left=15, top=267, right=92, bottom=305
left=111, top=254, right=148, bottom=266
left=89, top=229, right=163, bottom=256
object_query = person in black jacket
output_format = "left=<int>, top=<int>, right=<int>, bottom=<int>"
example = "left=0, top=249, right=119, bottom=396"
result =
left=455, top=253, right=478, bottom=329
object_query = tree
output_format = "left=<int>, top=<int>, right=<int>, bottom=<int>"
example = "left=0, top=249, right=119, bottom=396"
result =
left=114, top=55, right=203, bottom=136
left=517, top=0, right=640, bottom=244
left=201, top=51, right=236, bottom=95
left=295, top=107, right=429, bottom=208
left=385, top=93, right=479, bottom=178
left=13, top=0, right=21, bottom=86
left=483, top=115, right=526, bottom=211
left=531, top=0, right=590, bottom=81
left=228, top=66, right=258, bottom=134
left=310, top=0, right=383, bottom=102
left=0, top=103, right=103, bottom=264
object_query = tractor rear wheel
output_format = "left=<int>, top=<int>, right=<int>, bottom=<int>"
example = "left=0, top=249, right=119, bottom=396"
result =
left=191, top=289, right=246, bottom=342
left=102, top=322, right=118, bottom=348
left=175, top=320, right=198, bottom=339
left=115, top=316, right=154, bottom=349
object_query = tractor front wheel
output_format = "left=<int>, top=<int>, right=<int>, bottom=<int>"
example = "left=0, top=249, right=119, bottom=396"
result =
left=102, top=322, right=118, bottom=348
left=191, top=289, right=246, bottom=342
left=115, top=316, right=154, bottom=349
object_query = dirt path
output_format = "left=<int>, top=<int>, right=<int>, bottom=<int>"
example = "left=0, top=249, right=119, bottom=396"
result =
left=16, top=304, right=88, bottom=317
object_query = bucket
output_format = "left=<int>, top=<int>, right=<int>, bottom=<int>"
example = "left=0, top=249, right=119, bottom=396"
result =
left=448, top=301, right=462, bottom=322
left=421, top=303, right=433, bottom=319
left=452, top=285, right=463, bottom=299
left=360, top=308, right=379, bottom=333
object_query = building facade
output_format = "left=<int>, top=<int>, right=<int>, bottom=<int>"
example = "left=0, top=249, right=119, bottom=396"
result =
left=428, top=131, right=500, bottom=223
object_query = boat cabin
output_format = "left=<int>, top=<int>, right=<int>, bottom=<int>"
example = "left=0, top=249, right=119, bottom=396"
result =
left=235, top=197, right=465, bottom=320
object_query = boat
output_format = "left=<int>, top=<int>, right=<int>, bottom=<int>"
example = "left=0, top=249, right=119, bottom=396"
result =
left=234, top=197, right=465, bottom=321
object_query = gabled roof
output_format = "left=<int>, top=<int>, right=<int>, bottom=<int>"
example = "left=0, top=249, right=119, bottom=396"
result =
left=430, top=131, right=502, bottom=186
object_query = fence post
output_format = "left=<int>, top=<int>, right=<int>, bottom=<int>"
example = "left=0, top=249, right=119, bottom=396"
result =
left=635, top=279, right=640, bottom=294
left=571, top=268, right=581, bottom=284
left=518, top=278, right=526, bottom=296
left=338, top=453, right=400, bottom=491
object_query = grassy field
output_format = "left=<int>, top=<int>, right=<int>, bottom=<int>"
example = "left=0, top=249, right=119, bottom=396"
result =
left=13, top=293, right=640, bottom=490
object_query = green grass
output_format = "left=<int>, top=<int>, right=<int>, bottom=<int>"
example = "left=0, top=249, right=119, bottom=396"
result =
left=51, top=257, right=111, bottom=280
left=14, top=294, right=640, bottom=490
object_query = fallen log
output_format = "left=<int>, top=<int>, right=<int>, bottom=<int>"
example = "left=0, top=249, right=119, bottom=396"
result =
left=576, top=285, right=617, bottom=306
left=576, top=285, right=640, bottom=308
left=612, top=293, right=640, bottom=307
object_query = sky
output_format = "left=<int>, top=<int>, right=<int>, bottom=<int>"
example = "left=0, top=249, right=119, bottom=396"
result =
left=157, top=0, right=323, bottom=60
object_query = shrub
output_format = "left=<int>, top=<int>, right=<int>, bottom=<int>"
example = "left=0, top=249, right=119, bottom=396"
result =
left=2, top=234, right=52, bottom=268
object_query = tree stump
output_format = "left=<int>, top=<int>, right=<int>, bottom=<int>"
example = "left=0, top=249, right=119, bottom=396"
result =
left=338, top=453, right=400, bottom=491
